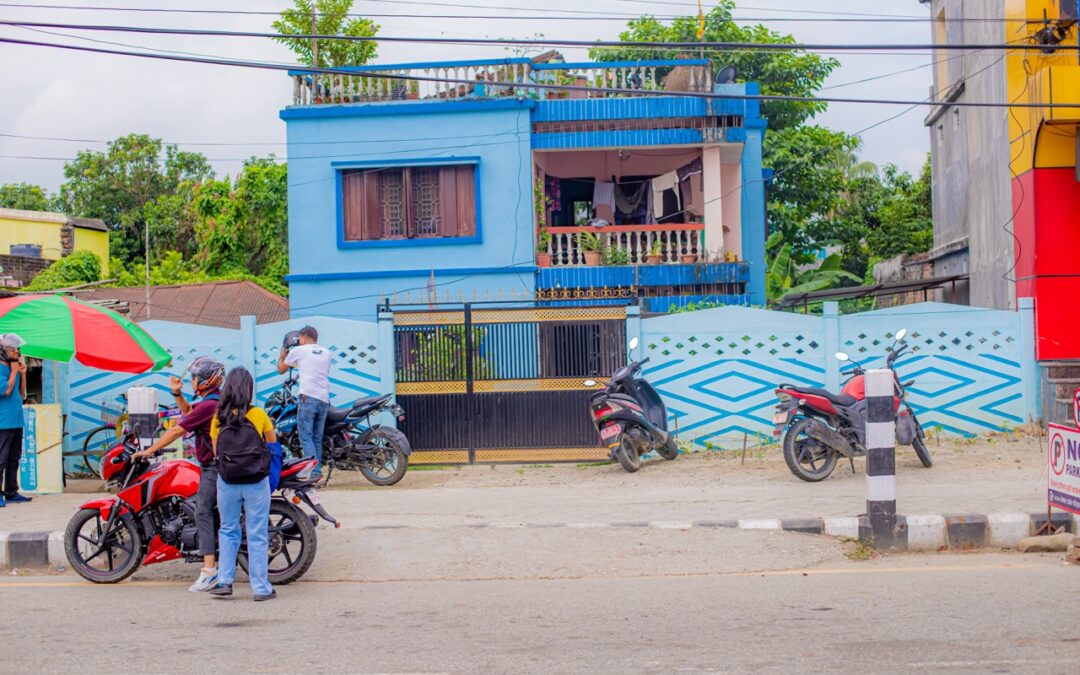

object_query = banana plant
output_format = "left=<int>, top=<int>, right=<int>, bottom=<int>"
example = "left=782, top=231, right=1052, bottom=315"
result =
left=767, top=240, right=861, bottom=302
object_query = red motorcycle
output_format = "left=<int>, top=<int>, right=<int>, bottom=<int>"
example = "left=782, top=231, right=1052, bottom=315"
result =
left=64, top=433, right=336, bottom=584
left=772, top=328, right=932, bottom=482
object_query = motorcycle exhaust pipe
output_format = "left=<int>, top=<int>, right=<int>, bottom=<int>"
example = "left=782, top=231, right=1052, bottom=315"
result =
left=804, top=420, right=854, bottom=458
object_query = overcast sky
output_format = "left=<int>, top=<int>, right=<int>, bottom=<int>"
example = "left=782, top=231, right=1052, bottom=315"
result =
left=0, top=0, right=933, bottom=191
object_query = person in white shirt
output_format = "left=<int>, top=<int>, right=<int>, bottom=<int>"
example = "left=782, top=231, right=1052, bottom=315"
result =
left=277, top=326, right=332, bottom=479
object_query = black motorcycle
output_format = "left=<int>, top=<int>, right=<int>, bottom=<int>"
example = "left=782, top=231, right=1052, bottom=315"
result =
left=265, top=375, right=412, bottom=486
left=585, top=337, right=679, bottom=473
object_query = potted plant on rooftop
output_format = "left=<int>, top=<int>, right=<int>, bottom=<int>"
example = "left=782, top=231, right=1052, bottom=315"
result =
left=576, top=231, right=603, bottom=265
left=536, top=228, right=553, bottom=267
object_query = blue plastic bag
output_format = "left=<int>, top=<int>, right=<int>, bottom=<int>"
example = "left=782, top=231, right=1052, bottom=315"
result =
left=267, top=440, right=283, bottom=491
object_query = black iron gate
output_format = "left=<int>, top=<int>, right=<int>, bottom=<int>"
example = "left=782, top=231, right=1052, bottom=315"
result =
left=393, top=304, right=627, bottom=463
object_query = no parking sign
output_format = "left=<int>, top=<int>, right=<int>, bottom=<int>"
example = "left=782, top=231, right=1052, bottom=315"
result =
left=1048, top=423, right=1080, bottom=515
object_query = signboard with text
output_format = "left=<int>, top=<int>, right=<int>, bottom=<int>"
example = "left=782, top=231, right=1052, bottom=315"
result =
left=1047, top=422, right=1080, bottom=516
left=18, top=404, right=63, bottom=494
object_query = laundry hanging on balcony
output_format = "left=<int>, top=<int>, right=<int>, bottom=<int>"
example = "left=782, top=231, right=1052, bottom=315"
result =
left=592, top=181, right=616, bottom=222
left=651, top=170, right=682, bottom=219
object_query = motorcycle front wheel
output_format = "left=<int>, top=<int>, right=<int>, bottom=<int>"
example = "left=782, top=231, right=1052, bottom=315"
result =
left=238, top=499, right=318, bottom=586
left=912, top=418, right=933, bottom=468
left=782, top=418, right=838, bottom=482
left=658, top=435, right=679, bottom=461
left=64, top=508, right=143, bottom=584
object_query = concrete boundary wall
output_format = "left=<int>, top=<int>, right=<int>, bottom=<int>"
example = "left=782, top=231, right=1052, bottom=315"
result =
left=631, top=301, right=1037, bottom=449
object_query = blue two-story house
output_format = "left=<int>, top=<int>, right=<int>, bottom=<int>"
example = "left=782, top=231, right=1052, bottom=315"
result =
left=281, top=53, right=767, bottom=320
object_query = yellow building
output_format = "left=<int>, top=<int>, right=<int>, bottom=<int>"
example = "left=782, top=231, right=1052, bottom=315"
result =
left=0, top=208, right=109, bottom=276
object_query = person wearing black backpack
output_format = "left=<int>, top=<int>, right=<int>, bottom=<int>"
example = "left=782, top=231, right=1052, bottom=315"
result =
left=207, top=367, right=281, bottom=602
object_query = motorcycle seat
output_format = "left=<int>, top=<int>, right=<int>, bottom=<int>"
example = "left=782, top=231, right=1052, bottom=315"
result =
left=325, top=405, right=351, bottom=425
left=786, top=386, right=857, bottom=407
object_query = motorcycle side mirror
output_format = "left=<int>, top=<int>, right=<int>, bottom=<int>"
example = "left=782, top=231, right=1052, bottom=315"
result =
left=628, top=337, right=639, bottom=351
left=895, top=328, right=907, bottom=342
left=834, top=352, right=850, bottom=362
left=584, top=380, right=598, bottom=387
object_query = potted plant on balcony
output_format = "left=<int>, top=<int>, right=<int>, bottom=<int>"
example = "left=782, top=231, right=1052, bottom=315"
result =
left=536, top=229, right=553, bottom=267
left=576, top=232, right=603, bottom=265
left=646, top=239, right=664, bottom=265
left=680, top=249, right=699, bottom=264
left=602, top=247, right=631, bottom=266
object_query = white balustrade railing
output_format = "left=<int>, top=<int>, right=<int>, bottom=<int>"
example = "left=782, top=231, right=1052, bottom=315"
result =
left=545, top=225, right=703, bottom=267
left=290, top=60, right=711, bottom=105
left=292, top=61, right=534, bottom=105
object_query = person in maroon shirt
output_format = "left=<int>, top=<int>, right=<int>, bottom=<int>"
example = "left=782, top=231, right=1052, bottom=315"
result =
left=135, top=357, right=225, bottom=592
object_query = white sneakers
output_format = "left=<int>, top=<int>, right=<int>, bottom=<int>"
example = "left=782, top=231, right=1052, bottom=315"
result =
left=189, top=568, right=219, bottom=592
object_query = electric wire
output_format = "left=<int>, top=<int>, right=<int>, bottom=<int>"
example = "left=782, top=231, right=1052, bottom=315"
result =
left=2, top=19, right=1075, bottom=52
left=0, top=1, right=1053, bottom=23
left=0, top=35, right=1070, bottom=110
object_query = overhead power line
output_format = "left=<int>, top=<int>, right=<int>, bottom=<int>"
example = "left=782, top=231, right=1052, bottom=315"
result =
left=0, top=35, right=1063, bottom=110
left=0, top=19, right=1068, bottom=53
left=0, top=1, right=1050, bottom=23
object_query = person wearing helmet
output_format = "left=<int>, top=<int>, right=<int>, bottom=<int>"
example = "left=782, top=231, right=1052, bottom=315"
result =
left=134, top=356, right=225, bottom=592
left=0, top=333, right=31, bottom=507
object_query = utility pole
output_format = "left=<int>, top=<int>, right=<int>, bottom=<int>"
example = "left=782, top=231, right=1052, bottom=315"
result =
left=144, top=220, right=151, bottom=319
left=310, top=5, right=318, bottom=68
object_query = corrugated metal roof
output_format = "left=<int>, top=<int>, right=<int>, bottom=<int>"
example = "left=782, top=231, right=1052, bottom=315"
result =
left=70, top=280, right=289, bottom=328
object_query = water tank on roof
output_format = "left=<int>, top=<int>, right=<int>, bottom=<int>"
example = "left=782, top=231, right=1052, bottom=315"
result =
left=9, top=244, right=42, bottom=258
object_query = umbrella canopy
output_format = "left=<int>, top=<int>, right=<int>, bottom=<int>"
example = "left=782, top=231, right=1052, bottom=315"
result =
left=0, top=294, right=171, bottom=373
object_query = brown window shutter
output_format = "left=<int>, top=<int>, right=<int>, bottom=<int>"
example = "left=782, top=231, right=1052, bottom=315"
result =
left=437, top=167, right=459, bottom=237
left=341, top=171, right=365, bottom=241
left=362, top=171, right=381, bottom=240
left=454, top=165, right=476, bottom=237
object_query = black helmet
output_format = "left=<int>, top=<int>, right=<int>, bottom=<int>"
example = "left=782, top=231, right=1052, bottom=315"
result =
left=187, top=356, right=225, bottom=395
left=282, top=330, right=301, bottom=352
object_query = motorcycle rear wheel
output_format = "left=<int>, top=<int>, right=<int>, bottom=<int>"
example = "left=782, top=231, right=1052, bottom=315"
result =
left=782, top=418, right=838, bottom=482
left=615, top=434, right=643, bottom=473
left=356, top=427, right=410, bottom=486
left=237, top=499, right=317, bottom=586
left=64, top=508, right=143, bottom=584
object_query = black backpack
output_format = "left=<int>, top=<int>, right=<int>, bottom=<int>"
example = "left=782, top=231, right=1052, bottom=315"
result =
left=215, top=414, right=270, bottom=485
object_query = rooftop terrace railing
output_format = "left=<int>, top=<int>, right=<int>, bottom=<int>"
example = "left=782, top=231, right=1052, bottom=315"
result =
left=290, top=58, right=712, bottom=106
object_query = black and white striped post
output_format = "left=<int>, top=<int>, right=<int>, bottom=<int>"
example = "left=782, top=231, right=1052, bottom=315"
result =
left=865, top=368, right=897, bottom=548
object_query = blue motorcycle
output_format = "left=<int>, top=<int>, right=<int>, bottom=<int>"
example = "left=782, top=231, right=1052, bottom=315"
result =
left=265, top=375, right=411, bottom=486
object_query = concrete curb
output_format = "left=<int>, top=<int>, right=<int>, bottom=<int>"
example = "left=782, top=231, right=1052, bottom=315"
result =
left=3, top=511, right=1079, bottom=569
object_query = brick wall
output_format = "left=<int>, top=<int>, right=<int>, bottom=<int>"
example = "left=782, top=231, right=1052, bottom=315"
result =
left=0, top=254, right=52, bottom=288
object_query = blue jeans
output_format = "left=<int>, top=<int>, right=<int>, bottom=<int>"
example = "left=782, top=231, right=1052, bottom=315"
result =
left=297, top=397, right=328, bottom=475
left=216, top=476, right=272, bottom=597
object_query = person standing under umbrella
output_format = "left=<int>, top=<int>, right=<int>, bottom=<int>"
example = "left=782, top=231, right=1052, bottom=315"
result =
left=0, top=334, right=31, bottom=507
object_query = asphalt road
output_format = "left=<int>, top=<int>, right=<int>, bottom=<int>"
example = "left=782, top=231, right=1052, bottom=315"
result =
left=2, top=553, right=1076, bottom=674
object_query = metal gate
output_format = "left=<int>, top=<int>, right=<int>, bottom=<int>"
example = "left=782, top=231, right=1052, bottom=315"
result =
left=393, top=304, right=627, bottom=463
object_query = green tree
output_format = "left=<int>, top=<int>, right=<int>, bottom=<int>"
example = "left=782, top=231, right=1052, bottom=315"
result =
left=23, top=250, right=102, bottom=291
left=273, top=0, right=379, bottom=67
left=589, top=2, right=840, bottom=130
left=56, top=134, right=214, bottom=263
left=764, top=125, right=860, bottom=260
left=0, top=182, right=53, bottom=211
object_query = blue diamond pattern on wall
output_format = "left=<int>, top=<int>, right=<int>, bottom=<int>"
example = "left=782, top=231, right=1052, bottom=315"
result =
left=641, top=303, right=1030, bottom=450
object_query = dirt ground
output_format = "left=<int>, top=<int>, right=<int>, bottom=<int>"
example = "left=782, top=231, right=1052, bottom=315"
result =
left=318, top=426, right=1049, bottom=492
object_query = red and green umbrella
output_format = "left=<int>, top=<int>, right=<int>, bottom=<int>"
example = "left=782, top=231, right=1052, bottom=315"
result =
left=0, top=294, right=171, bottom=373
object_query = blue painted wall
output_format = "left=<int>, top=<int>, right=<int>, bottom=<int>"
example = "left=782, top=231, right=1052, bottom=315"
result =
left=282, top=100, right=535, bottom=320
left=633, top=302, right=1037, bottom=449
